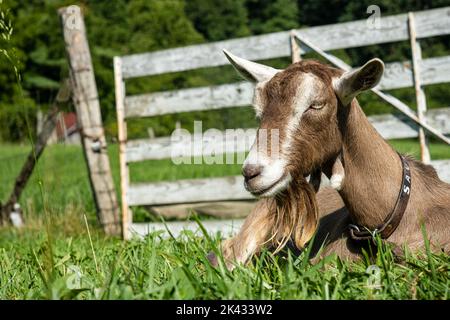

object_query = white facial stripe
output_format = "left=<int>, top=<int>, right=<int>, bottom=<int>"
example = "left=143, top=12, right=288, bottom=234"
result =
left=244, top=143, right=266, bottom=167
left=282, top=73, right=316, bottom=155
left=243, top=73, right=319, bottom=197
left=253, top=81, right=268, bottom=118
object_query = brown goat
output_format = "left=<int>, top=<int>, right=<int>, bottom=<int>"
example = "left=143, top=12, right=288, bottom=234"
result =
left=209, top=51, right=450, bottom=269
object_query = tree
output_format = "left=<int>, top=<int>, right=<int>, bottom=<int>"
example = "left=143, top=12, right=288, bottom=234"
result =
left=297, top=0, right=349, bottom=27
left=0, top=0, right=449, bottom=142
left=185, top=0, right=250, bottom=41
left=0, top=0, right=205, bottom=141
left=246, top=0, right=299, bottom=34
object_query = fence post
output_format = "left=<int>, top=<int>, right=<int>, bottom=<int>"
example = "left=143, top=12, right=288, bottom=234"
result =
left=114, top=56, right=131, bottom=240
left=408, top=12, right=431, bottom=164
left=59, top=5, right=121, bottom=236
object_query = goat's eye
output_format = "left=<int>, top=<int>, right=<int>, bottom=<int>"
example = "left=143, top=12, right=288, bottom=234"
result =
left=309, top=102, right=325, bottom=110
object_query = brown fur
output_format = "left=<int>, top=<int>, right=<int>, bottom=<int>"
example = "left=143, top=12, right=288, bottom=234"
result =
left=212, top=59, right=450, bottom=269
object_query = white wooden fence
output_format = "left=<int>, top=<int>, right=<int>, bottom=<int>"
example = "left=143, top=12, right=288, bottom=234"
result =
left=114, top=7, right=450, bottom=239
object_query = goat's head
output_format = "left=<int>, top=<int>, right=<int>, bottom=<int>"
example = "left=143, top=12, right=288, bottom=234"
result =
left=224, top=50, right=384, bottom=197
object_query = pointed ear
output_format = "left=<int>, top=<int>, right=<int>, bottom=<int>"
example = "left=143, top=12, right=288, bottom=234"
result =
left=333, top=58, right=384, bottom=105
left=223, top=49, right=279, bottom=83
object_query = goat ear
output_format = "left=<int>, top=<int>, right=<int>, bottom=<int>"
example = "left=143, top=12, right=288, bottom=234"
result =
left=333, top=58, right=384, bottom=105
left=223, top=49, right=279, bottom=83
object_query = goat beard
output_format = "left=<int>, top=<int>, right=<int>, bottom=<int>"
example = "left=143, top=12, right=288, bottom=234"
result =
left=267, top=175, right=319, bottom=254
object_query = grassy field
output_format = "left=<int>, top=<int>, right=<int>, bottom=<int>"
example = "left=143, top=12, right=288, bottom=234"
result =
left=0, top=140, right=449, bottom=299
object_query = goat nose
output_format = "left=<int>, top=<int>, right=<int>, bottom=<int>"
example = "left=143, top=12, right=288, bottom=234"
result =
left=242, top=164, right=263, bottom=182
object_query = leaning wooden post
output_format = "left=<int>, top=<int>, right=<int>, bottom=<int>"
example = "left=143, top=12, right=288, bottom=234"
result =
left=59, top=6, right=121, bottom=236
left=0, top=81, right=71, bottom=226
left=408, top=12, right=431, bottom=164
left=290, top=30, right=301, bottom=63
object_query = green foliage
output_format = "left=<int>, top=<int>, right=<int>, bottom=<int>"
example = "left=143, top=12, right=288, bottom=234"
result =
left=86, top=0, right=205, bottom=134
left=0, top=2, right=19, bottom=76
left=247, top=0, right=298, bottom=34
left=0, top=94, right=36, bottom=141
left=0, top=0, right=206, bottom=141
left=186, top=0, right=250, bottom=41
left=0, top=0, right=449, bottom=142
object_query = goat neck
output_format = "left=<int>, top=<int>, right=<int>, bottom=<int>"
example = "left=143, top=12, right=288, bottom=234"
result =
left=336, top=99, right=403, bottom=229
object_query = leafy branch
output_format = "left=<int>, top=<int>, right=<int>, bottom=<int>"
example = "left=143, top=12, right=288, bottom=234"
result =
left=0, top=0, right=20, bottom=80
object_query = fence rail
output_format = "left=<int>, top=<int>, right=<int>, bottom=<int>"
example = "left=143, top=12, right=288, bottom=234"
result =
left=115, top=7, right=450, bottom=239
left=120, top=7, right=450, bottom=79
left=127, top=157, right=450, bottom=207
left=125, top=108, right=450, bottom=163
left=124, top=55, right=450, bottom=119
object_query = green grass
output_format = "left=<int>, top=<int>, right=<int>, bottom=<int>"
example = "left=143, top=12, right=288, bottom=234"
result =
left=0, top=214, right=450, bottom=300
left=0, top=143, right=245, bottom=215
left=389, top=139, right=450, bottom=160
left=0, top=140, right=449, bottom=299
left=0, top=215, right=448, bottom=299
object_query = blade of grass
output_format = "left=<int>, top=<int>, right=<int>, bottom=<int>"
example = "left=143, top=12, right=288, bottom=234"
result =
left=83, top=214, right=99, bottom=273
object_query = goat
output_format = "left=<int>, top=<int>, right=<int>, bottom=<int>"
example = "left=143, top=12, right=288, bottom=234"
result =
left=208, top=51, right=450, bottom=270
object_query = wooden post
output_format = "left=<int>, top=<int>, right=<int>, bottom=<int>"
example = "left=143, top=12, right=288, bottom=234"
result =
left=59, top=6, right=121, bottom=236
left=408, top=12, right=431, bottom=164
left=0, top=81, right=71, bottom=226
left=114, top=57, right=131, bottom=240
left=290, top=30, right=301, bottom=63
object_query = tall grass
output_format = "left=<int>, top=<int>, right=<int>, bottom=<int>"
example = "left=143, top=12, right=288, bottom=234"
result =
left=0, top=213, right=448, bottom=299
left=0, top=139, right=449, bottom=300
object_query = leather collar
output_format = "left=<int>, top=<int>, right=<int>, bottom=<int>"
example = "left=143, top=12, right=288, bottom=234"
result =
left=349, top=153, right=411, bottom=241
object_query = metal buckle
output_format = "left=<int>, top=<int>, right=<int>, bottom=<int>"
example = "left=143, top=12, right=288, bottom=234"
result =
left=348, top=224, right=361, bottom=232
